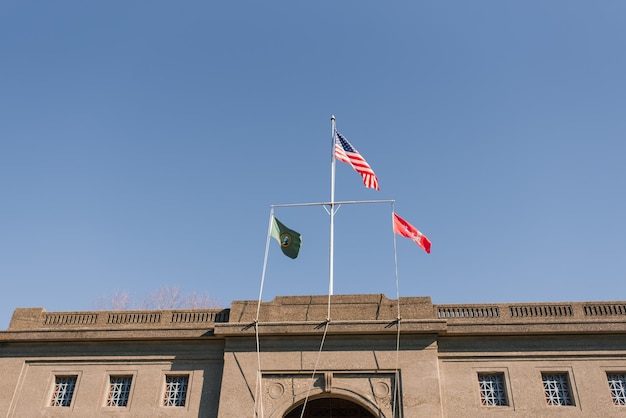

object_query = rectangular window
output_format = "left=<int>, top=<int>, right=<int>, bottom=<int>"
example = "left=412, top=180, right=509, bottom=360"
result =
left=478, top=372, right=508, bottom=406
left=607, top=373, right=626, bottom=406
left=542, top=372, right=574, bottom=406
left=50, top=375, right=78, bottom=407
left=106, top=375, right=133, bottom=407
left=163, top=375, right=189, bottom=407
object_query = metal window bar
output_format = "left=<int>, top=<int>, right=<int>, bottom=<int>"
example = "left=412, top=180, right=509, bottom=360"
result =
left=478, top=373, right=508, bottom=406
left=50, top=376, right=77, bottom=407
left=607, top=374, right=626, bottom=406
left=163, top=375, right=189, bottom=407
left=106, top=376, right=132, bottom=407
left=542, top=373, right=574, bottom=406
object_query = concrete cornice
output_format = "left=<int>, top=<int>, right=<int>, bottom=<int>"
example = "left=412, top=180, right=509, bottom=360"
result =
left=0, top=328, right=217, bottom=342
left=214, top=319, right=448, bottom=337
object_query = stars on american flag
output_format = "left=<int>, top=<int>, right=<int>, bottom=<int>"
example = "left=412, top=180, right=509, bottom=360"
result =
left=334, top=130, right=379, bottom=191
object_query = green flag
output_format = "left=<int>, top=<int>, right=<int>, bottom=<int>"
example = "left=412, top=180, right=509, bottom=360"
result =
left=271, top=216, right=301, bottom=259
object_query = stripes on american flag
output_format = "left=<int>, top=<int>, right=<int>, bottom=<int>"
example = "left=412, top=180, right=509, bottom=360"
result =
left=334, top=130, right=379, bottom=190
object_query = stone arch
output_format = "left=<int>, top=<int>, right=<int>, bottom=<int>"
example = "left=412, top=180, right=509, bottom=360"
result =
left=283, top=395, right=378, bottom=418
left=268, top=388, right=387, bottom=418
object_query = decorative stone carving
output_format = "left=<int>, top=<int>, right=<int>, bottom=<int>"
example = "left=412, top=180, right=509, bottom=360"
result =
left=262, top=372, right=396, bottom=417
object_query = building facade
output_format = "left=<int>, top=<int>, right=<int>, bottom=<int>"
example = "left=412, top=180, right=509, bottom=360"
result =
left=2, top=294, right=626, bottom=417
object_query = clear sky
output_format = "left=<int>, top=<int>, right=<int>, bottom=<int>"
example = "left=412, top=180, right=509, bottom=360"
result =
left=1, top=1, right=625, bottom=329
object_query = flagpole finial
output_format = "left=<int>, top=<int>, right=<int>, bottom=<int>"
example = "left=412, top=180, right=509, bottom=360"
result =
left=331, top=115, right=335, bottom=121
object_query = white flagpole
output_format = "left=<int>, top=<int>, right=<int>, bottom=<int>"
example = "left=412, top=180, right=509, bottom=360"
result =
left=329, top=115, right=336, bottom=296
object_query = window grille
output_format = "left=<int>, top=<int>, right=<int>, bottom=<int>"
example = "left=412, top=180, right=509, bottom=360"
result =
left=50, top=375, right=78, bottom=407
left=106, top=375, right=133, bottom=407
left=163, top=375, right=189, bottom=407
left=607, top=373, right=626, bottom=406
left=478, top=373, right=508, bottom=406
left=542, top=373, right=574, bottom=406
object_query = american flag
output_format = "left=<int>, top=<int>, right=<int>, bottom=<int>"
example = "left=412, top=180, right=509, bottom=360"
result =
left=334, top=130, right=379, bottom=190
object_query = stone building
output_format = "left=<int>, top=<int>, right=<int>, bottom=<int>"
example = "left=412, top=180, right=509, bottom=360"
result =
left=2, top=294, right=626, bottom=417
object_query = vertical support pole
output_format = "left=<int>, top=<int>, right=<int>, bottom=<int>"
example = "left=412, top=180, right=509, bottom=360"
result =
left=329, top=115, right=336, bottom=296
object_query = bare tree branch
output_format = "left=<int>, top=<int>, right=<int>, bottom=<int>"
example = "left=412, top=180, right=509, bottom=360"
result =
left=92, top=286, right=221, bottom=310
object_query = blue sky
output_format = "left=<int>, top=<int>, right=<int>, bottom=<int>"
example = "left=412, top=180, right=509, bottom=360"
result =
left=1, top=1, right=625, bottom=329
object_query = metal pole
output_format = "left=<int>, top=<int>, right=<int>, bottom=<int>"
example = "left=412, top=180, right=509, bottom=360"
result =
left=329, top=115, right=336, bottom=296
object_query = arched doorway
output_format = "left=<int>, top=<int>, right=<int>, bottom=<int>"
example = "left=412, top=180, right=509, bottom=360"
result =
left=284, top=397, right=376, bottom=418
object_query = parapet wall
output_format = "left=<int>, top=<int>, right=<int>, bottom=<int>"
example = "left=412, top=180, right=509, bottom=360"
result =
left=435, top=301, right=626, bottom=319
left=7, top=307, right=230, bottom=331
left=228, top=294, right=434, bottom=323
left=5, top=296, right=626, bottom=337
left=434, top=300, right=626, bottom=335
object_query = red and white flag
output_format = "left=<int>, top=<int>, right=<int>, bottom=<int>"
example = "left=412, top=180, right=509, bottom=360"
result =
left=393, top=212, right=431, bottom=254
left=334, top=130, right=379, bottom=191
